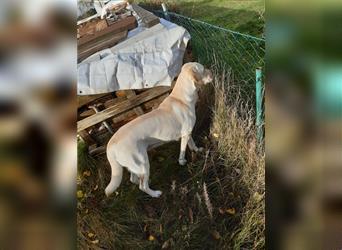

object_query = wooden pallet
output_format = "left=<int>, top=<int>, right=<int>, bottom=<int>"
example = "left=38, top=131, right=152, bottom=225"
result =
left=77, top=85, right=173, bottom=154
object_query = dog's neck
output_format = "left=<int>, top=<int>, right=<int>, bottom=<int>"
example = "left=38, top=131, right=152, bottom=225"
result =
left=170, top=74, right=198, bottom=108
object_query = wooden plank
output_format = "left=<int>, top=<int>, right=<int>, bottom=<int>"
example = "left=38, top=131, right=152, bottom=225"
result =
left=112, top=109, right=137, bottom=123
left=106, top=11, right=133, bottom=25
left=79, top=130, right=97, bottom=146
left=79, top=109, right=95, bottom=118
left=112, top=91, right=170, bottom=123
left=79, top=29, right=127, bottom=50
left=125, top=90, right=145, bottom=115
left=77, top=86, right=170, bottom=132
left=89, top=105, right=114, bottom=134
left=104, top=96, right=126, bottom=108
left=77, top=93, right=110, bottom=108
left=77, top=16, right=137, bottom=46
left=77, top=13, right=101, bottom=26
left=143, top=93, right=169, bottom=110
left=109, top=90, right=169, bottom=124
left=78, top=19, right=108, bottom=38
left=89, top=145, right=106, bottom=155
left=131, top=4, right=160, bottom=28
left=78, top=30, right=127, bottom=61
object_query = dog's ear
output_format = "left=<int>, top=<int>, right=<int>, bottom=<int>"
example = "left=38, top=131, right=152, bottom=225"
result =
left=182, top=63, right=213, bottom=85
left=189, top=64, right=205, bottom=84
left=202, top=69, right=213, bottom=85
left=189, top=70, right=201, bottom=83
left=191, top=64, right=213, bottom=85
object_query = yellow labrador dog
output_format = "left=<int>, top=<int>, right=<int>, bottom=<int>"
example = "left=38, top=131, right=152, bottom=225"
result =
left=105, top=62, right=213, bottom=198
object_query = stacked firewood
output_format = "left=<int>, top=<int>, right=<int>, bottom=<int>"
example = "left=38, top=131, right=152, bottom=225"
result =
left=77, top=13, right=137, bottom=62
left=77, top=5, right=172, bottom=154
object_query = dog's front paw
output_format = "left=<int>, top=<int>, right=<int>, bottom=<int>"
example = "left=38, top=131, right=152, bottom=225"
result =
left=151, top=190, right=162, bottom=198
left=178, top=158, right=187, bottom=166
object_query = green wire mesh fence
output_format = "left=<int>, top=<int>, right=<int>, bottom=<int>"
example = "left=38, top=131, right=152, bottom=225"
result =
left=152, top=10, right=265, bottom=99
left=151, top=8, right=265, bottom=142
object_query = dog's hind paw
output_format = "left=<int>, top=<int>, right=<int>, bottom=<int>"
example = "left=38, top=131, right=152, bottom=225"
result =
left=151, top=190, right=162, bottom=198
left=197, top=147, right=204, bottom=152
left=178, top=158, right=187, bottom=166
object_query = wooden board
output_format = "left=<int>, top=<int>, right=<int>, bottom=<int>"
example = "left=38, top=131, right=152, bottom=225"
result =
left=125, top=90, right=145, bottom=115
left=104, top=96, right=126, bottom=108
left=78, top=19, right=108, bottom=38
left=79, top=109, right=95, bottom=118
left=79, top=130, right=97, bottom=146
left=78, top=30, right=127, bottom=61
left=131, top=4, right=160, bottom=28
left=77, top=16, right=137, bottom=46
left=77, top=86, right=171, bottom=132
left=77, top=93, right=110, bottom=108
left=143, top=93, right=169, bottom=110
left=77, top=13, right=100, bottom=26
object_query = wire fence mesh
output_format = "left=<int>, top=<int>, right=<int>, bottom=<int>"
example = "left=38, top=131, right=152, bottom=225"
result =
left=152, top=10, right=265, bottom=101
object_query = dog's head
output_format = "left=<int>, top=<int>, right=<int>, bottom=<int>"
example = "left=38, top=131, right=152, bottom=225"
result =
left=182, top=62, right=213, bottom=87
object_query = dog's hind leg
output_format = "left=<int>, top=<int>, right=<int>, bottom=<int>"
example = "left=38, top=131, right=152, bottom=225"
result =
left=188, top=136, right=204, bottom=152
left=138, top=160, right=162, bottom=198
left=130, top=172, right=139, bottom=184
left=179, top=134, right=190, bottom=165
left=139, top=174, right=162, bottom=198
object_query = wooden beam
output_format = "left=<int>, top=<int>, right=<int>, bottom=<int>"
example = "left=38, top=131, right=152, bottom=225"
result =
left=79, top=130, right=97, bottom=146
left=125, top=90, right=145, bottom=115
left=131, top=4, right=160, bottom=28
left=78, top=19, right=108, bottom=38
left=77, top=13, right=100, bottom=26
left=77, top=93, right=110, bottom=108
left=104, top=96, right=126, bottom=108
left=78, top=16, right=137, bottom=46
left=79, top=109, right=95, bottom=118
left=78, top=30, right=127, bottom=61
left=77, top=86, right=170, bottom=132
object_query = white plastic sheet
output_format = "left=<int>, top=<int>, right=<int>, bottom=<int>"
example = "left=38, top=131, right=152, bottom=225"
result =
left=77, top=18, right=190, bottom=95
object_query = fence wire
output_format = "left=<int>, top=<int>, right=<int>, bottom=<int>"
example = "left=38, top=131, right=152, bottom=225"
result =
left=152, top=10, right=265, bottom=99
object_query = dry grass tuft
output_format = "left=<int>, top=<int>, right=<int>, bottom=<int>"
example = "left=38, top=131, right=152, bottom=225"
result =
left=203, top=182, right=213, bottom=219
left=209, top=70, right=265, bottom=248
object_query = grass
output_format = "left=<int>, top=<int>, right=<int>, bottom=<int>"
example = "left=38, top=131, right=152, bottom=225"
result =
left=134, top=0, right=265, bottom=37
left=77, top=70, right=265, bottom=249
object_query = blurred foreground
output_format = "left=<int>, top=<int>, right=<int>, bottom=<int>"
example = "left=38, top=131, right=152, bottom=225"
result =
left=0, top=0, right=76, bottom=249
left=267, top=0, right=342, bottom=249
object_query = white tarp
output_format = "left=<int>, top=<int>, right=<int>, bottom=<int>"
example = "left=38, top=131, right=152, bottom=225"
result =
left=77, top=18, right=190, bottom=95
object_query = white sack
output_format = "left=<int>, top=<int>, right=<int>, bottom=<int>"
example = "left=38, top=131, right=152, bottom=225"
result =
left=77, top=18, right=190, bottom=95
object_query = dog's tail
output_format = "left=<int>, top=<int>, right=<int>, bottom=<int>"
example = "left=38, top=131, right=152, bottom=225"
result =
left=105, top=148, right=123, bottom=197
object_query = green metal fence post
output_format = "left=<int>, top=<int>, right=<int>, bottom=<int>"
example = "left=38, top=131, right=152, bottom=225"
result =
left=161, top=3, right=170, bottom=21
left=256, top=68, right=264, bottom=143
